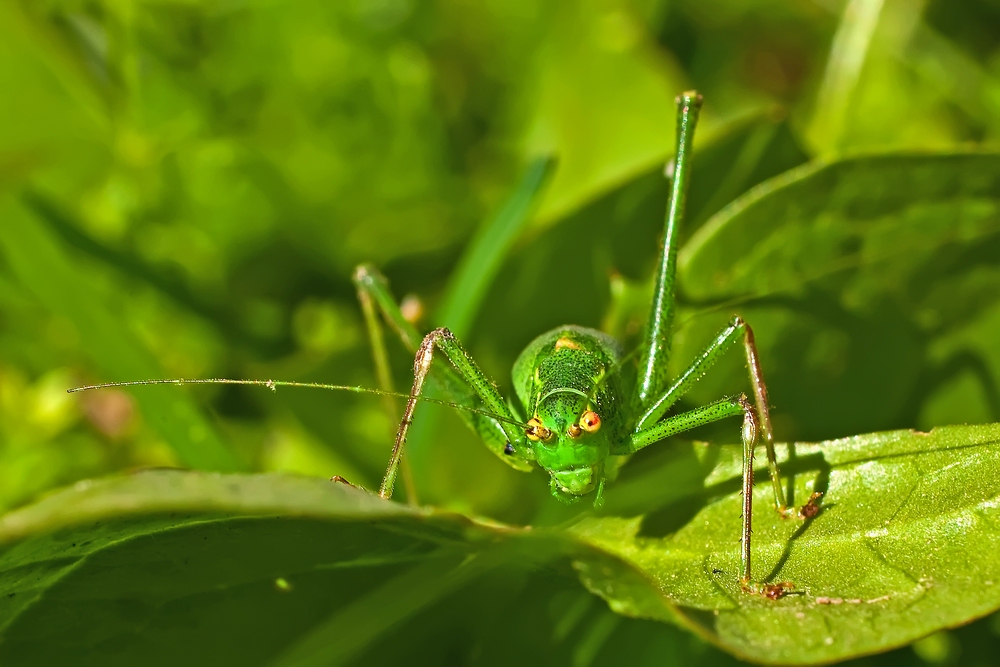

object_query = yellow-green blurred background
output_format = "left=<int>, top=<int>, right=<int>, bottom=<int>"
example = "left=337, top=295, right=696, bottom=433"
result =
left=2, top=0, right=1000, bottom=520
left=4, top=1, right=1000, bottom=664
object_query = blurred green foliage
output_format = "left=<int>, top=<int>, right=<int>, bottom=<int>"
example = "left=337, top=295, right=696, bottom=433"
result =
left=1, top=0, right=1000, bottom=664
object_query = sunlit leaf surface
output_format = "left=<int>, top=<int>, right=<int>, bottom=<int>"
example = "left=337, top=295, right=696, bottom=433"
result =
left=575, top=423, right=1000, bottom=664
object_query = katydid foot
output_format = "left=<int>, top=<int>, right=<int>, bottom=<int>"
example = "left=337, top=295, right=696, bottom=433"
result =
left=776, top=491, right=825, bottom=520
left=330, top=475, right=361, bottom=490
left=742, top=579, right=796, bottom=600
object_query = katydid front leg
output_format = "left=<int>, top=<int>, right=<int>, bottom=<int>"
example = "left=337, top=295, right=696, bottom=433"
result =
left=353, top=265, right=534, bottom=495
left=387, top=327, right=529, bottom=499
left=629, top=394, right=798, bottom=594
left=628, top=316, right=822, bottom=592
left=352, top=158, right=553, bottom=499
left=636, top=316, right=817, bottom=516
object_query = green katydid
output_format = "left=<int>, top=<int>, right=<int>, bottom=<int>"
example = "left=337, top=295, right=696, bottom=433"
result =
left=71, top=91, right=819, bottom=596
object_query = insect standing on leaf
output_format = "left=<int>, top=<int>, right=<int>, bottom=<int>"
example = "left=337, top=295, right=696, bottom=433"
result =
left=71, top=91, right=820, bottom=597
left=353, top=90, right=821, bottom=598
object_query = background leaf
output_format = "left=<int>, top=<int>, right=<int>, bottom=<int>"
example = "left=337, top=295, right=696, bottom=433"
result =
left=663, top=153, right=1000, bottom=446
left=680, top=152, right=1000, bottom=303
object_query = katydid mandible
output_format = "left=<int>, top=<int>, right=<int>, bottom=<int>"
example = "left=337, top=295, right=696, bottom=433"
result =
left=71, top=91, right=820, bottom=597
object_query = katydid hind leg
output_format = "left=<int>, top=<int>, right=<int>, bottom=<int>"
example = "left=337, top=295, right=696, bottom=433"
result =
left=635, top=91, right=703, bottom=412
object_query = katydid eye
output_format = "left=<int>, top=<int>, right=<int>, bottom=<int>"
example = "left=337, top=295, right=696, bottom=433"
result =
left=526, top=417, right=554, bottom=443
left=580, top=411, right=601, bottom=433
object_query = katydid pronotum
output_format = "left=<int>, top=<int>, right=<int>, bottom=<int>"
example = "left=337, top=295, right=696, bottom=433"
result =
left=71, top=91, right=820, bottom=597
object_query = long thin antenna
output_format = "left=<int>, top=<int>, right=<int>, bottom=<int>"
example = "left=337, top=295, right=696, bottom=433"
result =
left=68, top=378, right=531, bottom=429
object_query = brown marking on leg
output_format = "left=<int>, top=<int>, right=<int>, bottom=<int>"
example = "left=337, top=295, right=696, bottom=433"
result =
left=761, top=582, right=795, bottom=600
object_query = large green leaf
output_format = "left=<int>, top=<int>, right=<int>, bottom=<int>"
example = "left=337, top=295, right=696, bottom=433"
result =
left=2, top=424, right=1000, bottom=665
left=577, top=422, right=1000, bottom=664
left=0, top=471, right=552, bottom=667
left=679, top=152, right=1000, bottom=302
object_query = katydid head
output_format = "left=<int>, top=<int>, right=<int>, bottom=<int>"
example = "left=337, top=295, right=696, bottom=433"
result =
left=525, top=389, right=609, bottom=499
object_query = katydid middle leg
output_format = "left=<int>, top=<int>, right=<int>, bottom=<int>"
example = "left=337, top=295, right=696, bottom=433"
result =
left=630, top=394, right=763, bottom=588
left=636, top=316, right=789, bottom=514
left=630, top=316, right=822, bottom=590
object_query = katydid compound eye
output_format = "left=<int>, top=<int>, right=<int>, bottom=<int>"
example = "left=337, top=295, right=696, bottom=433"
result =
left=580, top=411, right=601, bottom=433
left=526, top=417, right=554, bottom=443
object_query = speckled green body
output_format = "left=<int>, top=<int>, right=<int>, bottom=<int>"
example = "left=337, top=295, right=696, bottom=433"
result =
left=511, top=326, right=630, bottom=500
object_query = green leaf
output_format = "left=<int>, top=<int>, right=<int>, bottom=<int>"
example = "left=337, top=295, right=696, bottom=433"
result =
left=0, top=470, right=550, bottom=666
left=574, top=423, right=1000, bottom=664
left=435, top=156, right=556, bottom=338
left=3, top=424, right=1000, bottom=664
left=523, top=1, right=686, bottom=224
left=679, top=152, right=1000, bottom=302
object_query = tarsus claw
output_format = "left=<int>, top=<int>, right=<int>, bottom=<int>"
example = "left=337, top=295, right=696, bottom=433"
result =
left=799, top=491, right=824, bottom=519
left=741, top=580, right=795, bottom=600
